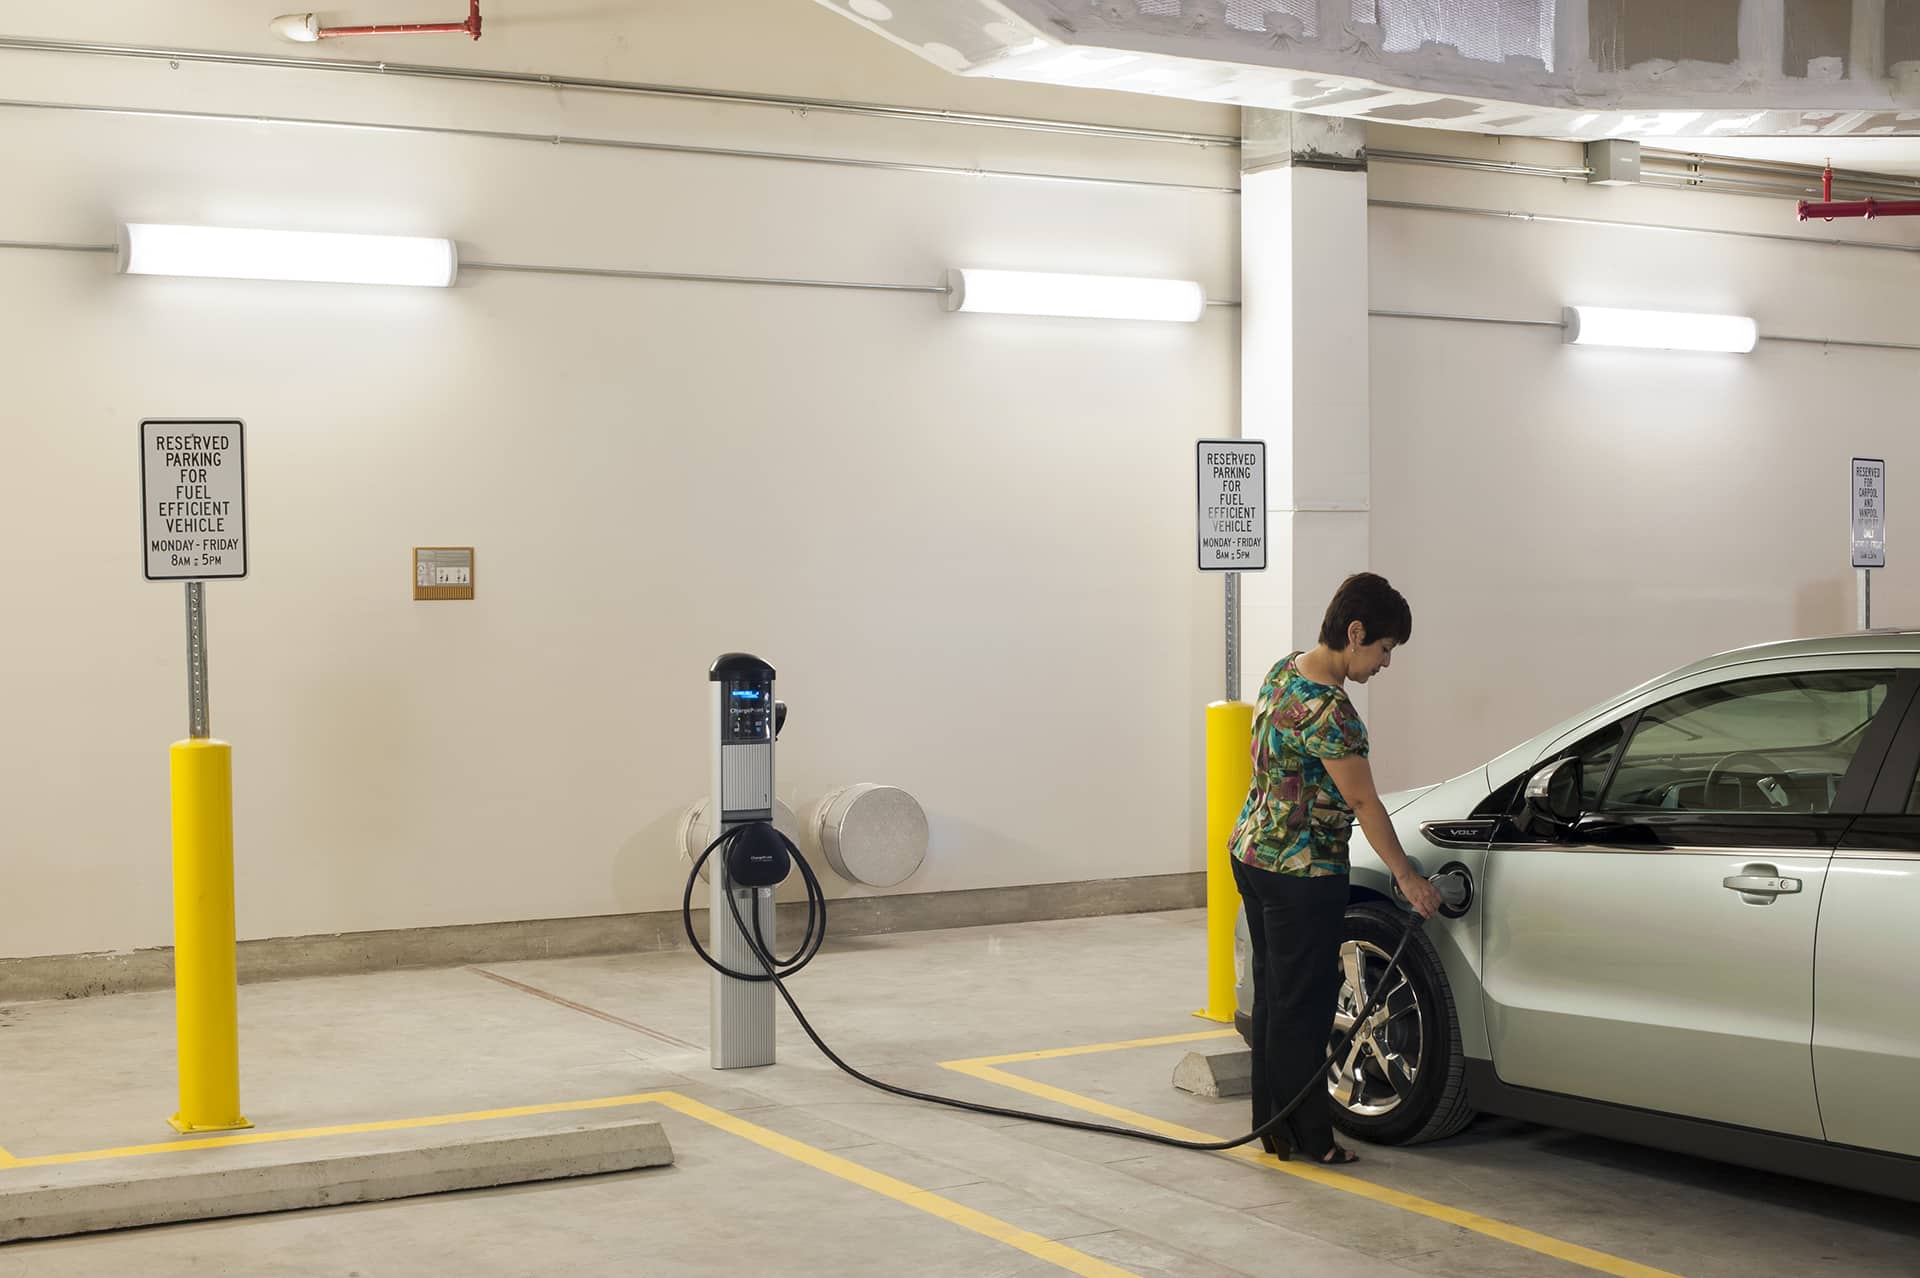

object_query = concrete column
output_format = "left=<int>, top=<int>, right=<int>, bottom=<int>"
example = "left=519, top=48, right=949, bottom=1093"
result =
left=1739, top=0, right=1787, bottom=76
left=1556, top=0, right=1590, bottom=76
left=1852, top=0, right=1887, bottom=80
left=1238, top=109, right=1370, bottom=704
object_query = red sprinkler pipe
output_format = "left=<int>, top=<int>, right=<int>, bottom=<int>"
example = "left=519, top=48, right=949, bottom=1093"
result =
left=317, top=0, right=481, bottom=39
left=1798, top=196, right=1920, bottom=220
left=1798, top=163, right=1920, bottom=220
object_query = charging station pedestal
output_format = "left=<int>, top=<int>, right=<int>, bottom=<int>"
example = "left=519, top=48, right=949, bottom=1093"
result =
left=709, top=653, right=779, bottom=1069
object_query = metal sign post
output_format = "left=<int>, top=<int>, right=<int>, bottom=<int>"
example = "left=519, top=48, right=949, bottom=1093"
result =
left=1852, top=457, right=1886, bottom=630
left=1194, top=439, right=1266, bottom=1023
left=141, top=418, right=251, bottom=1134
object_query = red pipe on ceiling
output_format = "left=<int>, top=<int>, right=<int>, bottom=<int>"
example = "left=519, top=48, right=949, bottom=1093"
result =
left=1799, top=198, right=1920, bottom=220
left=317, top=0, right=480, bottom=39
left=1797, top=164, right=1920, bottom=220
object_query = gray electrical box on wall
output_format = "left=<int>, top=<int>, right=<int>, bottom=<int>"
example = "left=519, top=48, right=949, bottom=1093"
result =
left=1585, top=139, right=1641, bottom=185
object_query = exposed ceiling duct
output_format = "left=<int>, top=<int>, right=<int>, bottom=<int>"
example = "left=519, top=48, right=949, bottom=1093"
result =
left=814, top=1, right=1920, bottom=140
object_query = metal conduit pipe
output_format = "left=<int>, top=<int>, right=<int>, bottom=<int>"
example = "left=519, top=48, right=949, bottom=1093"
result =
left=10, top=236, right=1917, bottom=348
left=0, top=242, right=1235, bottom=304
left=1370, top=308, right=1920, bottom=353
left=461, top=260, right=954, bottom=294
left=1368, top=198, right=1920, bottom=255
left=1368, top=149, right=1592, bottom=180
left=0, top=98, right=1236, bottom=195
left=1639, top=175, right=1840, bottom=203
left=0, top=35, right=1239, bottom=148
left=1645, top=150, right=1920, bottom=196
left=1638, top=164, right=1920, bottom=203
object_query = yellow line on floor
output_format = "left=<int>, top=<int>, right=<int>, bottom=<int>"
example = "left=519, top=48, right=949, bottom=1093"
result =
left=1, top=1093, right=1140, bottom=1278
left=942, top=1047, right=1685, bottom=1278
left=956, top=1029, right=1239, bottom=1069
left=647, top=1094, right=1140, bottom=1278
left=3, top=1093, right=677, bottom=1168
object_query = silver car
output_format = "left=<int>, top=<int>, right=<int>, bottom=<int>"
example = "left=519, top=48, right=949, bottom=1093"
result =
left=1235, top=631, right=1920, bottom=1199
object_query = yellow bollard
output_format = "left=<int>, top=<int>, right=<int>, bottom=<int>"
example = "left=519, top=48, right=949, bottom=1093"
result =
left=168, top=738, right=251, bottom=1134
left=1197, top=700, right=1255, bottom=1023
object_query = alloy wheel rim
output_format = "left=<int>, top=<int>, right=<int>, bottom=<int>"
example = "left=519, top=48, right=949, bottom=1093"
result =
left=1327, top=938, right=1425, bottom=1118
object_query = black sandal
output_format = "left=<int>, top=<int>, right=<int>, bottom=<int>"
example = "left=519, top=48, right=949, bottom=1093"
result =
left=1316, top=1145, right=1360, bottom=1165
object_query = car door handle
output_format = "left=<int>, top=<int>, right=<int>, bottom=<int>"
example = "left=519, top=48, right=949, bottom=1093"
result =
left=1723, top=869, right=1802, bottom=903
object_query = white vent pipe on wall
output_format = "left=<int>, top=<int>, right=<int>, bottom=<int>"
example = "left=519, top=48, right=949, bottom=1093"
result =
left=807, top=785, right=929, bottom=888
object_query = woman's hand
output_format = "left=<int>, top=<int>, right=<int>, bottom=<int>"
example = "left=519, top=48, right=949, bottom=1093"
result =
left=1396, top=869, right=1443, bottom=920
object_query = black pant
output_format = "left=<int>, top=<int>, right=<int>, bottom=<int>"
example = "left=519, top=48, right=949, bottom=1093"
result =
left=1230, top=857, right=1349, bottom=1158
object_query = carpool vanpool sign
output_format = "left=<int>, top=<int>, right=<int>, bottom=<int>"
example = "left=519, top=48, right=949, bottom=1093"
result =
left=1853, top=457, right=1886, bottom=570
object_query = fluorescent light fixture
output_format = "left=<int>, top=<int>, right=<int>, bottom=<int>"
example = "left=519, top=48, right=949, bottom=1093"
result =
left=945, top=269, right=1206, bottom=323
left=1562, top=305, right=1756, bottom=353
left=118, top=223, right=458, bottom=287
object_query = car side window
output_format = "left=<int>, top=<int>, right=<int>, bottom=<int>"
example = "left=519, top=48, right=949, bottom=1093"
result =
left=1600, top=671, right=1895, bottom=816
left=1477, top=721, right=1625, bottom=823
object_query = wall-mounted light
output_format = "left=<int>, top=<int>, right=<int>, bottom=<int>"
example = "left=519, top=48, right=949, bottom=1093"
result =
left=1563, top=305, right=1756, bottom=353
left=945, top=268, right=1206, bottom=323
left=118, top=224, right=458, bottom=288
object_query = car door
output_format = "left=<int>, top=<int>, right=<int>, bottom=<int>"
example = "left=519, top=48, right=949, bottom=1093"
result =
left=1482, top=663, right=1912, bottom=1139
left=1814, top=694, right=1920, bottom=1157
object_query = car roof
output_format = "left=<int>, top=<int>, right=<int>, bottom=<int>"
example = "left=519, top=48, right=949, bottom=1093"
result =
left=1482, top=630, right=1920, bottom=786
left=1668, top=629, right=1920, bottom=678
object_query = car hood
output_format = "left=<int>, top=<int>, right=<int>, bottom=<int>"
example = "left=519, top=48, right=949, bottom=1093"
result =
left=1381, top=784, right=1439, bottom=815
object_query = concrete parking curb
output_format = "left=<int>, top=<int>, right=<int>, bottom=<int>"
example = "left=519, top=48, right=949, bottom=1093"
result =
left=0, top=1116, right=673, bottom=1243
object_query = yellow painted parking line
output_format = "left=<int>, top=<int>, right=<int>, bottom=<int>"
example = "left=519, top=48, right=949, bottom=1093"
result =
left=647, top=1093, right=1140, bottom=1278
left=956, top=1029, right=1239, bottom=1069
left=0, top=1093, right=1139, bottom=1278
left=2, top=1093, right=677, bottom=1169
left=943, top=1042, right=1685, bottom=1278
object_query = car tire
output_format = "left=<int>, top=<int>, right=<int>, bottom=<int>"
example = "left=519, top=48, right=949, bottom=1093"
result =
left=1327, top=902, right=1475, bottom=1146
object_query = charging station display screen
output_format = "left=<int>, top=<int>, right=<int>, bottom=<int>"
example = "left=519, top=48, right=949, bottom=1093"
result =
left=725, top=680, right=772, bottom=741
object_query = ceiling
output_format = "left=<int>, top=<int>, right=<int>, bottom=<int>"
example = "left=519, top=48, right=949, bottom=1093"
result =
left=813, top=1, right=1920, bottom=144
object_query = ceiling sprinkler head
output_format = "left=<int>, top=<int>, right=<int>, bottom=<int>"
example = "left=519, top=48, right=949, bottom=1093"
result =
left=268, top=13, right=322, bottom=42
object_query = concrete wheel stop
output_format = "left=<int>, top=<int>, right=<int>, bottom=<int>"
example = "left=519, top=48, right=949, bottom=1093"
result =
left=1171, top=1045, right=1252, bottom=1099
left=0, top=1110, right=674, bottom=1243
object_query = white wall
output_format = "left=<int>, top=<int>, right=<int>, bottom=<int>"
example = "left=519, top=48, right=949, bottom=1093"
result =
left=1364, top=125, right=1920, bottom=791
left=0, top=0, right=1240, bottom=959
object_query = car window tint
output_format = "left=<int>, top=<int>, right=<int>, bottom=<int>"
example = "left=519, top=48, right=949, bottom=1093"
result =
left=1600, top=671, right=1893, bottom=816
left=1570, top=721, right=1626, bottom=808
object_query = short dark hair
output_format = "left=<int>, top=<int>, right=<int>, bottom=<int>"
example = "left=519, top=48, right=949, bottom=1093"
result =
left=1319, top=573, right=1412, bottom=651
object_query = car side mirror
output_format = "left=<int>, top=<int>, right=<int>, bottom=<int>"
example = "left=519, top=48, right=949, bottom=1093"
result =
left=1518, top=756, right=1583, bottom=834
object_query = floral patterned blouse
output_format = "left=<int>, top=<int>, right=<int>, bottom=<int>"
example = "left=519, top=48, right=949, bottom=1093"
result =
left=1228, top=654, right=1370, bottom=878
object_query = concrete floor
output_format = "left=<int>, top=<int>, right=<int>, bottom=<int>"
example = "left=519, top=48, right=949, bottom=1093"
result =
left=2, top=909, right=1916, bottom=1277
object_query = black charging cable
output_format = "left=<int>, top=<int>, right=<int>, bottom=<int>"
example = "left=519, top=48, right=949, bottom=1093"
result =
left=684, top=822, right=1422, bottom=1157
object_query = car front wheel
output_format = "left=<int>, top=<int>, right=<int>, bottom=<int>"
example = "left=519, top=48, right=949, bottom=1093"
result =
left=1326, top=902, right=1474, bottom=1146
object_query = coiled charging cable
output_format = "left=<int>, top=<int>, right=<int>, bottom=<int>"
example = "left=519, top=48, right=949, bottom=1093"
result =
left=683, top=822, right=1422, bottom=1156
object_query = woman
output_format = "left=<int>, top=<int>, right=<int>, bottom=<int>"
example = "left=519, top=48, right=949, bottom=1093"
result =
left=1228, top=572, right=1442, bottom=1165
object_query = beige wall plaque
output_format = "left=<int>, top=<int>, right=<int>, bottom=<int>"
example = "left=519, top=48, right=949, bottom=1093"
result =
left=414, top=547, right=475, bottom=601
